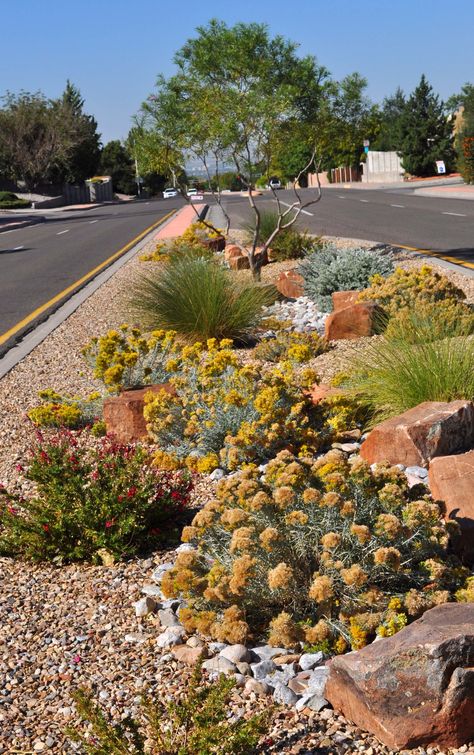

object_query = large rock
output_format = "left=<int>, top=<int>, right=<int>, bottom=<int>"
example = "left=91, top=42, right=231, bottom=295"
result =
left=202, top=235, right=226, bottom=251
left=325, top=603, right=474, bottom=750
left=331, top=290, right=361, bottom=312
left=360, top=400, right=474, bottom=467
left=429, top=450, right=474, bottom=562
left=103, top=384, right=173, bottom=443
left=324, top=302, right=381, bottom=340
left=275, top=270, right=304, bottom=299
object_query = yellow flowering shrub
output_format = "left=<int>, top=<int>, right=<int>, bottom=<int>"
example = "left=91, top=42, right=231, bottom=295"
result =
left=82, top=325, right=178, bottom=393
left=28, top=389, right=104, bottom=431
left=358, top=265, right=474, bottom=336
left=253, top=331, right=328, bottom=364
left=144, top=339, right=334, bottom=471
left=160, top=450, right=463, bottom=649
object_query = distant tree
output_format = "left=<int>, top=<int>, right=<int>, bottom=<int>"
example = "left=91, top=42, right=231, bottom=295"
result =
left=373, top=87, right=406, bottom=151
left=399, top=74, right=455, bottom=177
left=55, top=81, right=101, bottom=182
left=0, top=91, right=80, bottom=190
left=451, top=83, right=474, bottom=182
left=99, top=140, right=136, bottom=194
left=324, top=73, right=381, bottom=169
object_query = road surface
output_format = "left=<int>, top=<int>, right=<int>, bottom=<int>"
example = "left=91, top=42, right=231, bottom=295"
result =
left=0, top=198, right=184, bottom=354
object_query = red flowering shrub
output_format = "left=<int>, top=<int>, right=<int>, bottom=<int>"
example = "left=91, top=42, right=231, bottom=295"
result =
left=0, top=431, right=192, bottom=563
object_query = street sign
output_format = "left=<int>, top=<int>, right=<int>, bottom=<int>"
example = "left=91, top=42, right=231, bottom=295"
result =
left=436, top=160, right=446, bottom=174
left=364, top=146, right=369, bottom=154
left=363, top=139, right=370, bottom=147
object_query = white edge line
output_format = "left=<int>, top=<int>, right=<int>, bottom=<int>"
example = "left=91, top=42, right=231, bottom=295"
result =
left=276, top=200, right=313, bottom=216
left=442, top=212, right=466, bottom=217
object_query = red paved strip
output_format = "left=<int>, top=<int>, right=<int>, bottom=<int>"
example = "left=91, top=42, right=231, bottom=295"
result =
left=154, top=203, right=205, bottom=239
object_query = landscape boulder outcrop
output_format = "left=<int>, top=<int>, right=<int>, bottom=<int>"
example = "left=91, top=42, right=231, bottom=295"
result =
left=103, top=384, right=173, bottom=443
left=331, top=289, right=361, bottom=312
left=324, top=301, right=381, bottom=340
left=360, top=400, right=474, bottom=466
left=275, top=270, right=304, bottom=298
left=325, top=603, right=474, bottom=750
left=429, top=449, right=474, bottom=562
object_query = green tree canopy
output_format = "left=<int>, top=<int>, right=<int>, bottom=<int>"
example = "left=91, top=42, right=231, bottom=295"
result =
left=373, top=87, right=406, bottom=152
left=99, top=140, right=136, bottom=194
left=0, top=91, right=80, bottom=190
left=399, top=74, right=455, bottom=177
left=55, top=80, right=101, bottom=182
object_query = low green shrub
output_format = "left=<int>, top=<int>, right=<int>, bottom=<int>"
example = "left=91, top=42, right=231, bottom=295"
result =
left=129, top=257, right=276, bottom=343
left=67, top=663, right=269, bottom=754
left=0, top=191, right=31, bottom=209
left=162, top=450, right=463, bottom=651
left=345, top=312, right=474, bottom=422
left=243, top=209, right=321, bottom=261
left=299, top=245, right=394, bottom=311
left=253, top=331, right=328, bottom=363
left=0, top=431, right=192, bottom=563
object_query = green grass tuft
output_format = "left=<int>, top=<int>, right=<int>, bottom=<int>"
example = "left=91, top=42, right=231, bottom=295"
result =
left=129, top=256, right=276, bottom=343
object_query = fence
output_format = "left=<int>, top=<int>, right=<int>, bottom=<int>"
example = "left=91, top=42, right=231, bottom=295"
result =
left=330, top=166, right=361, bottom=183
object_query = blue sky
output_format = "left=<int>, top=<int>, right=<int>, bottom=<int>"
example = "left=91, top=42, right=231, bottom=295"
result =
left=3, top=0, right=474, bottom=143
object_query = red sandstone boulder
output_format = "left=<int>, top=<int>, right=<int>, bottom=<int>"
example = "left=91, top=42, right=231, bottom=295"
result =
left=324, top=302, right=381, bottom=340
left=224, top=245, right=243, bottom=261
left=360, top=400, right=474, bottom=467
left=325, top=603, right=474, bottom=750
left=202, top=235, right=226, bottom=251
left=228, top=253, right=250, bottom=270
left=103, top=384, right=172, bottom=443
left=331, top=290, right=361, bottom=312
left=429, top=450, right=474, bottom=562
left=307, top=383, right=342, bottom=404
left=276, top=270, right=304, bottom=298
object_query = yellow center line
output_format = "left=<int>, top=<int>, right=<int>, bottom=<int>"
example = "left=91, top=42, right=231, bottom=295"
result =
left=0, top=210, right=175, bottom=346
left=392, top=243, right=474, bottom=271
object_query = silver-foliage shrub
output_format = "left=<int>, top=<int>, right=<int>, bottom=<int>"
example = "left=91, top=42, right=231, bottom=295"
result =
left=298, top=245, right=394, bottom=311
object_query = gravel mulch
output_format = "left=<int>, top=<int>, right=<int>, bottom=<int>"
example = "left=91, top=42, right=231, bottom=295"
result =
left=1, top=232, right=474, bottom=753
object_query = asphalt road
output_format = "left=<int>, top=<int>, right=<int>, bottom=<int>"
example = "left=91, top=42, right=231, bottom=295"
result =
left=0, top=197, right=184, bottom=353
left=217, top=186, right=474, bottom=263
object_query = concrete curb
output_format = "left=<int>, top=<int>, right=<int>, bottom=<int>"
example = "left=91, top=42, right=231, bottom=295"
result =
left=0, top=216, right=46, bottom=233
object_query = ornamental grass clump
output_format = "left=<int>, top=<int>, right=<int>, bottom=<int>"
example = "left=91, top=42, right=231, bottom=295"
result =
left=346, top=311, right=474, bottom=422
left=129, top=256, right=276, bottom=343
left=68, top=663, right=269, bottom=754
left=0, top=431, right=192, bottom=563
left=82, top=325, right=178, bottom=393
left=144, top=339, right=334, bottom=473
left=298, top=245, right=394, bottom=311
left=161, top=450, right=464, bottom=651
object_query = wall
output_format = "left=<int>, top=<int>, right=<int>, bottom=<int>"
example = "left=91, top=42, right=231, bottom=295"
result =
left=362, top=151, right=404, bottom=183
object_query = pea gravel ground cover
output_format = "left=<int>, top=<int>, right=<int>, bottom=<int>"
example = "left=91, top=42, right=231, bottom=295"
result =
left=1, top=235, right=474, bottom=753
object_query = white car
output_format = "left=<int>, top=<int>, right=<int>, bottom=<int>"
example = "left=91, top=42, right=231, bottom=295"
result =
left=163, top=187, right=178, bottom=199
left=187, top=188, right=198, bottom=196
left=267, top=178, right=282, bottom=190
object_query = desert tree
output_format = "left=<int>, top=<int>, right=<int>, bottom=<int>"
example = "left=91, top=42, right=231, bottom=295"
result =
left=135, top=19, right=333, bottom=276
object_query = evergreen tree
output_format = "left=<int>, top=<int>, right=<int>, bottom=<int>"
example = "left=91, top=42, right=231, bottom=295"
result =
left=399, top=74, right=455, bottom=177
left=57, top=81, right=101, bottom=182
left=99, top=140, right=136, bottom=194
left=373, top=87, right=406, bottom=151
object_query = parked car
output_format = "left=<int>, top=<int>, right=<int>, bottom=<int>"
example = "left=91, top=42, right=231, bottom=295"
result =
left=163, top=187, right=178, bottom=199
left=187, top=188, right=198, bottom=197
left=267, top=177, right=282, bottom=190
